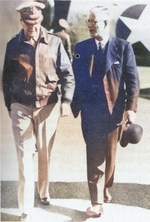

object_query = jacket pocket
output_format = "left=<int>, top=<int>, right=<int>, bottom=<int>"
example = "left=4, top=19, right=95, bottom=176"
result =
left=111, top=61, right=122, bottom=82
left=39, top=55, right=59, bottom=81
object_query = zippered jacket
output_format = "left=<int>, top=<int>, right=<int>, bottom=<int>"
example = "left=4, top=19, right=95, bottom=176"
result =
left=3, top=26, right=75, bottom=111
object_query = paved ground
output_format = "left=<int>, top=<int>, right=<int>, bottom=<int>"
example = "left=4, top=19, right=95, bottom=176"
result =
left=1, top=87, right=150, bottom=221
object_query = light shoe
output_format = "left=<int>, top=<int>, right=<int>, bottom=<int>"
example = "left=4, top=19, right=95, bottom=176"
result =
left=86, top=204, right=103, bottom=218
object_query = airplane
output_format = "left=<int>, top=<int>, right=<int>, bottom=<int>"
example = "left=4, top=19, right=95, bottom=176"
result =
left=0, top=0, right=150, bottom=91
left=51, top=0, right=150, bottom=91
left=51, top=0, right=150, bottom=64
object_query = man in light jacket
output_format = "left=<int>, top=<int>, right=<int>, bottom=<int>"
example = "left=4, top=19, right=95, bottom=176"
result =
left=2, top=1, right=75, bottom=221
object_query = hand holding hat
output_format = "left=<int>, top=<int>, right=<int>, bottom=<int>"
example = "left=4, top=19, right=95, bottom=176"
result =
left=120, top=122, right=143, bottom=148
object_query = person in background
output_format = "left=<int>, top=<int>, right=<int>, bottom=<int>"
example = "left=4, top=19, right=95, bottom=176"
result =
left=71, top=6, right=140, bottom=218
left=55, top=19, right=72, bottom=61
left=37, top=0, right=55, bottom=30
left=2, top=0, right=75, bottom=221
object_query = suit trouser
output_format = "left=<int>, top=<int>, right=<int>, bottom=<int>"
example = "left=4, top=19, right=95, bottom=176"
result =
left=105, top=127, right=121, bottom=188
left=86, top=138, right=107, bottom=205
left=85, top=120, right=124, bottom=205
left=86, top=127, right=121, bottom=205
left=11, top=101, right=60, bottom=214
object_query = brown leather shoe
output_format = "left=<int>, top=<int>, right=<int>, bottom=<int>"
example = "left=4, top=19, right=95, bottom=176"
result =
left=86, top=204, right=103, bottom=218
left=104, top=188, right=112, bottom=203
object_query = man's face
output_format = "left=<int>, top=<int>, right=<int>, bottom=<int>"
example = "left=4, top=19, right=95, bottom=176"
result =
left=20, top=20, right=41, bottom=40
left=87, top=12, right=108, bottom=39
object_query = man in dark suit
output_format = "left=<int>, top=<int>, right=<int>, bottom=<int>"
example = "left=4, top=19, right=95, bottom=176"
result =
left=71, top=6, right=140, bottom=218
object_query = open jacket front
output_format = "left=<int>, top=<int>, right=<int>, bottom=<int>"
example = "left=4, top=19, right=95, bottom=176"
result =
left=71, top=37, right=140, bottom=130
left=3, top=26, right=75, bottom=111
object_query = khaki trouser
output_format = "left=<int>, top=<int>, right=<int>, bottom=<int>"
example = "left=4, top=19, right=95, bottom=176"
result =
left=11, top=101, right=60, bottom=214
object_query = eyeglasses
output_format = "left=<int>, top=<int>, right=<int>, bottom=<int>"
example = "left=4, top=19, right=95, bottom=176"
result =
left=86, top=20, right=98, bottom=26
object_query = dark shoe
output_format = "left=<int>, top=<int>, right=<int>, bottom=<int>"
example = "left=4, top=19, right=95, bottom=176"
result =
left=86, top=204, right=103, bottom=218
left=104, top=188, right=112, bottom=203
left=41, top=197, right=50, bottom=205
left=20, top=213, right=31, bottom=222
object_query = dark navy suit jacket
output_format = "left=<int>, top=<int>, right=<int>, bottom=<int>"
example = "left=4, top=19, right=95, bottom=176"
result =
left=71, top=37, right=140, bottom=134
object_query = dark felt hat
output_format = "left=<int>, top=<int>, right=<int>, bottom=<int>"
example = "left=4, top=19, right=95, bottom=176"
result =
left=120, top=123, right=143, bottom=148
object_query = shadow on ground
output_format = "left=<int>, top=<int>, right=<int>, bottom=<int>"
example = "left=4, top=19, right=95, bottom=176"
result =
left=1, top=182, right=150, bottom=221
left=140, top=88, right=150, bottom=100
left=1, top=181, right=150, bottom=210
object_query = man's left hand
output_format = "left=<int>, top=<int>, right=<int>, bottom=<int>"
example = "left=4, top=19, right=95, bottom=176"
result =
left=125, top=110, right=137, bottom=123
left=60, top=103, right=71, bottom=117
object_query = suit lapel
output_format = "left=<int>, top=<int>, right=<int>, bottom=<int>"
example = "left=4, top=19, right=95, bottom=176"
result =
left=88, top=38, right=97, bottom=53
left=103, top=37, right=122, bottom=114
left=105, top=37, right=120, bottom=74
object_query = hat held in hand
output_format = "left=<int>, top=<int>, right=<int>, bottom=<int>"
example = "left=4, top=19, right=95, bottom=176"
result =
left=120, top=122, right=143, bottom=148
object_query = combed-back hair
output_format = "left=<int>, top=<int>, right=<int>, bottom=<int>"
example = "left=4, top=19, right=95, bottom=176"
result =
left=90, top=6, right=110, bottom=19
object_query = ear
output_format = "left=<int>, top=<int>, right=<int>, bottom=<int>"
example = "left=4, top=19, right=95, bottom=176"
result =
left=20, top=18, right=24, bottom=25
left=104, top=20, right=108, bottom=28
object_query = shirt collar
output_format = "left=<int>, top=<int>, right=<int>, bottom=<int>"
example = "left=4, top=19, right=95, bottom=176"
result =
left=95, top=35, right=109, bottom=50
left=18, top=26, right=48, bottom=45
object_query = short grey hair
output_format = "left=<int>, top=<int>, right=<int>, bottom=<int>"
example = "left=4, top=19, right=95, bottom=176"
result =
left=90, top=6, right=110, bottom=19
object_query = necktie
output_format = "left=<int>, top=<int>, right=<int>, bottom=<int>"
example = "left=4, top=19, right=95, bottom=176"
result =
left=98, top=42, right=101, bottom=50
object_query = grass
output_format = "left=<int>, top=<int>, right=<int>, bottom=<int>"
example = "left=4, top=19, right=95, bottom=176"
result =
left=1, top=213, right=20, bottom=221
left=140, top=88, right=150, bottom=100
